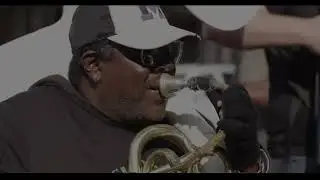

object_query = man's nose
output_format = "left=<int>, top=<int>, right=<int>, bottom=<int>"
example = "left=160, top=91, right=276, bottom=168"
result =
left=152, top=63, right=176, bottom=76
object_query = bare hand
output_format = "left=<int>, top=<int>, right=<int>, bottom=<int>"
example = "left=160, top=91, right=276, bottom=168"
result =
left=302, top=16, right=320, bottom=55
left=243, top=80, right=269, bottom=106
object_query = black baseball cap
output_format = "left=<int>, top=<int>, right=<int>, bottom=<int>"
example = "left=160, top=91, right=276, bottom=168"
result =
left=69, top=5, right=197, bottom=55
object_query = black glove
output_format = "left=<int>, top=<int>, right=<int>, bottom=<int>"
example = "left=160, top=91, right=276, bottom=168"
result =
left=212, top=84, right=260, bottom=171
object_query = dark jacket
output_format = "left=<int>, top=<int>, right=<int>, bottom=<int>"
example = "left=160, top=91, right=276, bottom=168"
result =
left=0, top=75, right=153, bottom=172
left=264, top=6, right=320, bottom=155
left=266, top=6, right=320, bottom=100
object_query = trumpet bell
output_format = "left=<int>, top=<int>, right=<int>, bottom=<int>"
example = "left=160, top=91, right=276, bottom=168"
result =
left=127, top=124, right=228, bottom=173
left=128, top=124, right=199, bottom=173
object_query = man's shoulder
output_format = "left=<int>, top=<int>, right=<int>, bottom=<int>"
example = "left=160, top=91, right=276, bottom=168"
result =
left=0, top=86, right=63, bottom=156
left=0, top=85, right=65, bottom=123
left=1, top=85, right=57, bottom=107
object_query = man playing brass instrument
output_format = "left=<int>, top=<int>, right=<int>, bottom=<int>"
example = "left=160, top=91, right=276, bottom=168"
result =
left=0, top=6, right=265, bottom=173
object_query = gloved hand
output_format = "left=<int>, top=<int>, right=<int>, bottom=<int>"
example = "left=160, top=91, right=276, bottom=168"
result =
left=212, top=84, right=260, bottom=171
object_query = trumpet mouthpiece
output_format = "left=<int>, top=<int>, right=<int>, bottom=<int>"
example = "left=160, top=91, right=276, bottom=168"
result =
left=159, top=73, right=187, bottom=98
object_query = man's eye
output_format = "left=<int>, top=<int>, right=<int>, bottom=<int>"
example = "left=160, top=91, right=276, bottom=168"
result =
left=143, top=55, right=155, bottom=66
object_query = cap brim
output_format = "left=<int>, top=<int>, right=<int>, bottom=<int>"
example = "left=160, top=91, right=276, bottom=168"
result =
left=108, top=24, right=197, bottom=50
left=186, top=5, right=261, bottom=31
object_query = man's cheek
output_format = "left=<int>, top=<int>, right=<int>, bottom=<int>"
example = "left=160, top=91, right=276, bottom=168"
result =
left=127, top=83, right=147, bottom=102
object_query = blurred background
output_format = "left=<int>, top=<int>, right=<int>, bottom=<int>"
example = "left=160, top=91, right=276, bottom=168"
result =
left=0, top=6, right=268, bottom=84
left=0, top=5, right=269, bottom=145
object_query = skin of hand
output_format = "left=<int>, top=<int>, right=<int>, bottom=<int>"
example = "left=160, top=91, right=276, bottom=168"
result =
left=202, top=6, right=320, bottom=57
left=243, top=80, right=269, bottom=106
left=301, top=15, right=320, bottom=55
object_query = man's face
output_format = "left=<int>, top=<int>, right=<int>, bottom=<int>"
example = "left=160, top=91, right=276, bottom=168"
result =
left=98, top=41, right=182, bottom=122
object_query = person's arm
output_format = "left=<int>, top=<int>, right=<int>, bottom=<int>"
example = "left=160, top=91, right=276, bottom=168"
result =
left=243, top=7, right=310, bottom=49
left=204, top=6, right=312, bottom=49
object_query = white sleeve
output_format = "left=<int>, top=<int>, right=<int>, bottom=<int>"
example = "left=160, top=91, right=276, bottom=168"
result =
left=185, top=5, right=262, bottom=31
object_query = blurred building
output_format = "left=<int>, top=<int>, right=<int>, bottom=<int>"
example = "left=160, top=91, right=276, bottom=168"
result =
left=0, top=6, right=241, bottom=65
left=0, top=6, right=63, bottom=46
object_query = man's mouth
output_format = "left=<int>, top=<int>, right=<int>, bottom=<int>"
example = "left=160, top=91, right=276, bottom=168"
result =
left=146, top=74, right=166, bottom=104
left=148, top=89, right=166, bottom=105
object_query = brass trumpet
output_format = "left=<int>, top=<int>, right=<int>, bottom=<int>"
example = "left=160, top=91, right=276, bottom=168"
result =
left=125, top=74, right=270, bottom=173
left=128, top=124, right=228, bottom=173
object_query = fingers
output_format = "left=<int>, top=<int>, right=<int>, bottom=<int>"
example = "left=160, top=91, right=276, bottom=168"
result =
left=222, top=84, right=258, bottom=123
left=217, top=119, right=254, bottom=139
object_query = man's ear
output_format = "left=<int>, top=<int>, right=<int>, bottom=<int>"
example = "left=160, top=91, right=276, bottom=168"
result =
left=80, top=50, right=102, bottom=83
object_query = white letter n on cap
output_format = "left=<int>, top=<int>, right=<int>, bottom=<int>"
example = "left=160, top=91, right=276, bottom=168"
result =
left=139, top=6, right=165, bottom=21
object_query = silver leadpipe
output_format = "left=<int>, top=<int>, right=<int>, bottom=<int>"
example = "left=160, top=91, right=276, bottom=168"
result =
left=159, top=73, right=229, bottom=98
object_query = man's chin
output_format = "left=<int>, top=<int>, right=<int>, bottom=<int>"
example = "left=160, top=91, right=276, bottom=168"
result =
left=146, top=107, right=167, bottom=122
